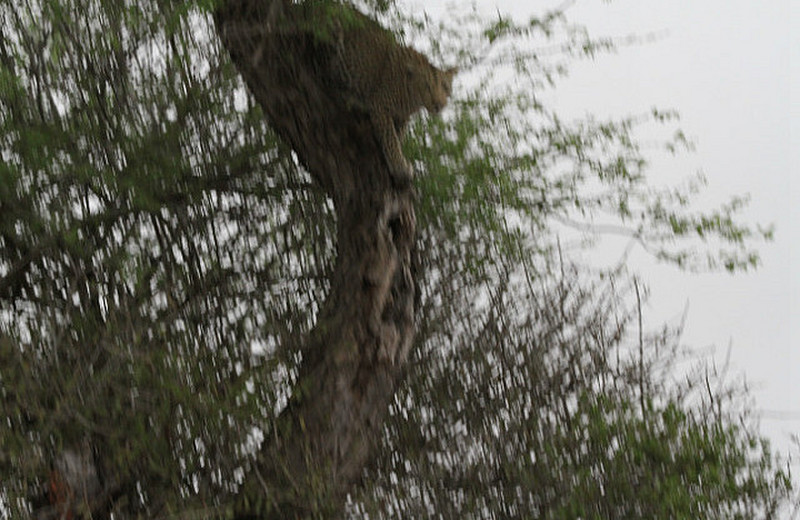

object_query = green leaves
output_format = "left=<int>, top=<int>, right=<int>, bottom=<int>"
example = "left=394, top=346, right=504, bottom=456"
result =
left=402, top=1, right=770, bottom=274
left=0, top=0, right=788, bottom=518
left=0, top=0, right=306, bottom=515
left=350, top=4, right=788, bottom=518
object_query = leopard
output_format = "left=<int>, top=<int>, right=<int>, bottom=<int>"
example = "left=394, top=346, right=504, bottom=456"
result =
left=315, top=6, right=457, bottom=181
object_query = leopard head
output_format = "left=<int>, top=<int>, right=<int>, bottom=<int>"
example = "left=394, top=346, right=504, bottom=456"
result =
left=426, top=66, right=457, bottom=114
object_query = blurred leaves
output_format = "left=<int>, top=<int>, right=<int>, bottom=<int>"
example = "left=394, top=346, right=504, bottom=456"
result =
left=0, top=0, right=332, bottom=515
left=0, top=0, right=789, bottom=518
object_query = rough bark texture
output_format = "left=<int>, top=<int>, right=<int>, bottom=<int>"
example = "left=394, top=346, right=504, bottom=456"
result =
left=215, top=1, right=417, bottom=517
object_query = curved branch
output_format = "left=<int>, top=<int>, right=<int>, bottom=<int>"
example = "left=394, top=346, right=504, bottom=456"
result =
left=215, top=1, right=418, bottom=516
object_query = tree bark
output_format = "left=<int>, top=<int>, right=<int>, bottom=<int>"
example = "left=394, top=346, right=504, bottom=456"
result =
left=215, top=1, right=417, bottom=517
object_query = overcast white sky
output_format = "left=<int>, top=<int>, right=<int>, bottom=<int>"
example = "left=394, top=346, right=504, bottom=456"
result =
left=417, top=0, right=798, bottom=455
left=548, top=1, right=798, bottom=456
left=558, top=0, right=798, bottom=456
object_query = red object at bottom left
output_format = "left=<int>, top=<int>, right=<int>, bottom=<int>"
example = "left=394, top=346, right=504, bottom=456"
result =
left=47, top=468, right=75, bottom=520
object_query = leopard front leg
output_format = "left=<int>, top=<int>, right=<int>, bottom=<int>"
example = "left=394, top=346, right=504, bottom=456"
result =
left=371, top=111, right=413, bottom=182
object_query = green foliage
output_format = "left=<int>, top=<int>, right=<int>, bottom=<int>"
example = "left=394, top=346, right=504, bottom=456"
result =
left=0, top=0, right=790, bottom=518
left=349, top=4, right=788, bottom=517
left=405, top=5, right=770, bottom=272
left=0, top=0, right=332, bottom=515
left=350, top=270, right=792, bottom=518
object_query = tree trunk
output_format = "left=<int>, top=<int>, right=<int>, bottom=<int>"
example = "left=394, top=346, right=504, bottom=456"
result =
left=215, top=1, right=417, bottom=517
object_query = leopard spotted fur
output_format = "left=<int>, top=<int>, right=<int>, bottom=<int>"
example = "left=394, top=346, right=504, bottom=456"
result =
left=319, top=7, right=456, bottom=180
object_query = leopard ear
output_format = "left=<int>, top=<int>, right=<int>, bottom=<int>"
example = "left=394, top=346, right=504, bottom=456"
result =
left=441, top=67, right=458, bottom=89
left=440, top=67, right=457, bottom=92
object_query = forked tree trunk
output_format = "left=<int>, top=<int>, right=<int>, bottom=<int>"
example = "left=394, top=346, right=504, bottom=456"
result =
left=215, top=1, right=418, bottom=517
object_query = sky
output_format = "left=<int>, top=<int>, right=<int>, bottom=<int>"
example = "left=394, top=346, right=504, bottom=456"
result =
left=417, top=0, right=798, bottom=455
left=547, top=1, right=798, bottom=456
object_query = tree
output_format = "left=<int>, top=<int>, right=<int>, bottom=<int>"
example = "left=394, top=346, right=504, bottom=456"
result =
left=0, top=0, right=790, bottom=518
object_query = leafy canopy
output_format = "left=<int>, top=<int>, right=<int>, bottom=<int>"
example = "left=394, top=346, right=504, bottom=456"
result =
left=0, top=0, right=789, bottom=518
